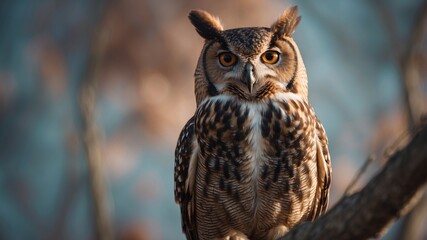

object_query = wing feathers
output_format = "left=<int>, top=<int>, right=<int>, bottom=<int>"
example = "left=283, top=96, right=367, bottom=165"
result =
left=174, top=117, right=198, bottom=239
left=311, top=120, right=331, bottom=219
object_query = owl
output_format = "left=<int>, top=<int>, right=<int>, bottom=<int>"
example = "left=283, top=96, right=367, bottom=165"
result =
left=174, top=6, right=331, bottom=240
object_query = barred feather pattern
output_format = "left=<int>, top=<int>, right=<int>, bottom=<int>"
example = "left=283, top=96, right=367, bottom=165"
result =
left=175, top=94, right=331, bottom=240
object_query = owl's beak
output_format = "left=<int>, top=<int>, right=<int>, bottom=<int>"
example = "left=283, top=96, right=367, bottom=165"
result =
left=243, top=63, right=256, bottom=93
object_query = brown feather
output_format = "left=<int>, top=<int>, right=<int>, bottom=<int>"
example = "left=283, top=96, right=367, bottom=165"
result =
left=271, top=6, right=301, bottom=40
left=189, top=10, right=223, bottom=40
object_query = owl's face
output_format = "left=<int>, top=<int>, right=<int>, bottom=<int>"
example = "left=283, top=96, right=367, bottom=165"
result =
left=190, top=7, right=307, bottom=105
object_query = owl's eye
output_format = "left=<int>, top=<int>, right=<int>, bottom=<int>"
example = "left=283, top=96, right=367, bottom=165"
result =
left=218, top=52, right=237, bottom=67
left=261, top=51, right=280, bottom=64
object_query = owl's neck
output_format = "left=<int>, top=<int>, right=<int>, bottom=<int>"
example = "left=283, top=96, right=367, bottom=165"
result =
left=198, top=91, right=304, bottom=108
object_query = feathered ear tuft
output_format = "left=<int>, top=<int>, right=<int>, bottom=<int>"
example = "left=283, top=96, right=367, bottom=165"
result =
left=271, top=6, right=301, bottom=39
left=189, top=10, right=223, bottom=40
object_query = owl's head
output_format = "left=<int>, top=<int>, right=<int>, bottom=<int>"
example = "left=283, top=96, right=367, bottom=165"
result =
left=190, top=6, right=308, bottom=105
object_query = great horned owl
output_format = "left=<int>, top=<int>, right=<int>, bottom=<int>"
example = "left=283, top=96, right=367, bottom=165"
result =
left=174, top=6, right=331, bottom=240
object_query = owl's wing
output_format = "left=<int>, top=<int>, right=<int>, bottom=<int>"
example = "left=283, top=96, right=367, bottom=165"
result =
left=174, top=116, right=198, bottom=240
left=310, top=118, right=332, bottom=220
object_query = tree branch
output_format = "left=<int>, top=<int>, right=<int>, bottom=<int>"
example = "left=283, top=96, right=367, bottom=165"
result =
left=280, top=123, right=427, bottom=240
left=79, top=3, right=114, bottom=240
left=375, top=1, right=427, bottom=238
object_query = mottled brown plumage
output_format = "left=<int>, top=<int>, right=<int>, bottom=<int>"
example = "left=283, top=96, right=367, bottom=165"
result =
left=174, top=6, right=331, bottom=240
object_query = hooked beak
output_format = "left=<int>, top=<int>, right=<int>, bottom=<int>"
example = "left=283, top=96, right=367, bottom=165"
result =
left=243, top=63, right=256, bottom=93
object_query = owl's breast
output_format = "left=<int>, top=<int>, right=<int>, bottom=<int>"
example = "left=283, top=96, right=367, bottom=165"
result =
left=195, top=96, right=252, bottom=160
left=194, top=95, right=318, bottom=235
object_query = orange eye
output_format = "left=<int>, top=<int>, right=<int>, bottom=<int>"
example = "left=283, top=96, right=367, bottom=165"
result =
left=218, top=52, right=237, bottom=67
left=261, top=51, right=280, bottom=64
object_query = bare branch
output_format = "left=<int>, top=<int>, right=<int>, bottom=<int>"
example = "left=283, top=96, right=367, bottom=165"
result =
left=376, top=1, right=427, bottom=238
left=342, top=154, right=375, bottom=196
left=280, top=123, right=427, bottom=240
left=79, top=5, right=114, bottom=240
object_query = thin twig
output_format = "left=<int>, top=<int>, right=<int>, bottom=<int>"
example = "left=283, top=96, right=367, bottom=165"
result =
left=343, top=154, right=375, bottom=196
left=343, top=126, right=412, bottom=197
left=383, top=127, right=411, bottom=160
left=79, top=4, right=114, bottom=240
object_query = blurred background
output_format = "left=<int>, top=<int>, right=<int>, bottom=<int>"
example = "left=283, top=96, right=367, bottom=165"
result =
left=0, top=0, right=426, bottom=239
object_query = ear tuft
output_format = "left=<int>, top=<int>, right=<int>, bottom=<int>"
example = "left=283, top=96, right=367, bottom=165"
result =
left=189, top=10, right=223, bottom=40
left=271, top=6, right=301, bottom=39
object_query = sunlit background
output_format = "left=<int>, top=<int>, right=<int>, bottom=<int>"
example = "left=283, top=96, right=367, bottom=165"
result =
left=1, top=0, right=426, bottom=239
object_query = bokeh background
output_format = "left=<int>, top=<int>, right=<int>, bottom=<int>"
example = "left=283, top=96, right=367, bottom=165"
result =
left=1, top=0, right=426, bottom=239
